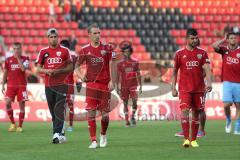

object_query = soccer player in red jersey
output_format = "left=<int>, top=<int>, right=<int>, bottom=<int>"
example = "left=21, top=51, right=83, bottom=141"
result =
left=212, top=32, right=240, bottom=135
left=76, top=24, right=114, bottom=149
left=175, top=38, right=207, bottom=138
left=60, top=39, right=81, bottom=132
left=36, top=28, right=73, bottom=144
left=172, top=28, right=212, bottom=147
left=116, top=42, right=142, bottom=127
left=1, top=42, right=29, bottom=133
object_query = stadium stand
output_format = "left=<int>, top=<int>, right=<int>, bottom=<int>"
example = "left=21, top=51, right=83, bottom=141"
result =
left=0, top=0, right=240, bottom=82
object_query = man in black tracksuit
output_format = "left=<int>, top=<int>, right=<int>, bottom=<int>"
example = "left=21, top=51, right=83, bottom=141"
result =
left=36, top=28, right=73, bottom=143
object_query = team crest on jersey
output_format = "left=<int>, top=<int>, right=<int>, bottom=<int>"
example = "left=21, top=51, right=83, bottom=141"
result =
left=56, top=51, right=61, bottom=56
left=197, top=54, right=202, bottom=59
left=100, top=50, right=107, bottom=56
left=237, top=53, right=240, bottom=58
left=87, top=51, right=91, bottom=55
left=183, top=55, right=186, bottom=58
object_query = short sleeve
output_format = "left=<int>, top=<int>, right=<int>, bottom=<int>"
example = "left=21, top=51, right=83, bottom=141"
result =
left=202, top=51, right=210, bottom=65
left=36, top=50, right=44, bottom=65
left=65, top=49, right=72, bottom=62
left=77, top=48, right=86, bottom=64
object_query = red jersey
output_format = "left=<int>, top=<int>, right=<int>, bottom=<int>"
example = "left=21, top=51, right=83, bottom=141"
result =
left=174, top=47, right=210, bottom=93
left=78, top=42, right=113, bottom=84
left=65, top=54, right=77, bottom=85
left=36, top=45, right=72, bottom=87
left=117, top=58, right=140, bottom=88
left=215, top=46, right=240, bottom=82
left=4, top=55, right=29, bottom=86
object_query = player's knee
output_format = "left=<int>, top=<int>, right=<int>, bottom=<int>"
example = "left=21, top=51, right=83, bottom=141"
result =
left=102, top=115, right=109, bottom=121
left=132, top=99, right=137, bottom=107
left=224, top=103, right=232, bottom=108
left=5, top=99, right=12, bottom=109
left=179, top=103, right=189, bottom=110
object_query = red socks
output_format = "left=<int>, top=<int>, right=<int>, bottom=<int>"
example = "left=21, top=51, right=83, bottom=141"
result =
left=7, top=109, right=15, bottom=124
left=88, top=119, right=96, bottom=141
left=69, top=107, right=74, bottom=126
left=101, top=117, right=109, bottom=135
left=181, top=117, right=190, bottom=140
left=191, top=118, right=200, bottom=141
left=18, top=112, right=25, bottom=127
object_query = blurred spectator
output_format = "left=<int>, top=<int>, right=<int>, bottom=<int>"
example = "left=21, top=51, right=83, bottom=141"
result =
left=64, top=0, right=71, bottom=22
left=58, top=0, right=64, bottom=7
left=76, top=0, right=82, bottom=23
left=49, top=0, right=56, bottom=23
left=69, top=33, right=77, bottom=51
left=70, top=0, right=77, bottom=21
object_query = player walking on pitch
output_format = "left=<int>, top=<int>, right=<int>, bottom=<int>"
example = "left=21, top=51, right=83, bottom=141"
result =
left=212, top=32, right=240, bottom=135
left=36, top=28, right=73, bottom=144
left=172, top=28, right=212, bottom=147
left=116, top=42, right=142, bottom=127
left=2, top=42, right=29, bottom=133
left=76, top=24, right=115, bottom=149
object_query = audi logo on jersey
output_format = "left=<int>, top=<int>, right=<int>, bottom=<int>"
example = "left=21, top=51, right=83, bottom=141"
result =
left=90, top=57, right=104, bottom=64
left=47, top=57, right=62, bottom=64
left=186, top=61, right=199, bottom=67
left=227, top=56, right=239, bottom=64
left=11, top=64, right=20, bottom=69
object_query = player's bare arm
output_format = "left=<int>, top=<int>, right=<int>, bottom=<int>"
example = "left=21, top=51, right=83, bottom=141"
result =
left=116, top=66, right=120, bottom=94
left=203, top=63, right=212, bottom=92
left=1, top=68, right=7, bottom=94
left=36, top=64, right=52, bottom=76
left=51, top=60, right=73, bottom=75
left=14, top=54, right=27, bottom=72
left=171, top=68, right=178, bottom=97
left=75, top=61, right=87, bottom=82
left=212, top=37, right=226, bottom=51
left=137, top=69, right=142, bottom=94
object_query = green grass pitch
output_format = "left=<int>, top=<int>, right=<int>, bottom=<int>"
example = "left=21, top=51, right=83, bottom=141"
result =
left=0, top=120, right=239, bottom=160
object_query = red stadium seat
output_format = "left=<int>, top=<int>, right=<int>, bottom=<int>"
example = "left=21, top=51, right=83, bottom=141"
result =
left=20, top=29, right=29, bottom=37
left=4, top=37, right=14, bottom=45
left=13, top=14, right=22, bottom=21
left=6, top=21, right=16, bottom=29
left=24, top=37, right=32, bottom=44
left=31, top=15, right=40, bottom=22
left=32, top=37, right=42, bottom=45
left=171, top=30, right=181, bottom=37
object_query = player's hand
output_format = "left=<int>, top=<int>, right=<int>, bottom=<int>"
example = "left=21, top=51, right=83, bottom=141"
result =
left=2, top=85, right=5, bottom=94
left=139, top=86, right=142, bottom=94
left=45, top=69, right=54, bottom=76
left=172, top=88, right=178, bottom=97
left=108, top=81, right=114, bottom=92
left=205, top=84, right=212, bottom=92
